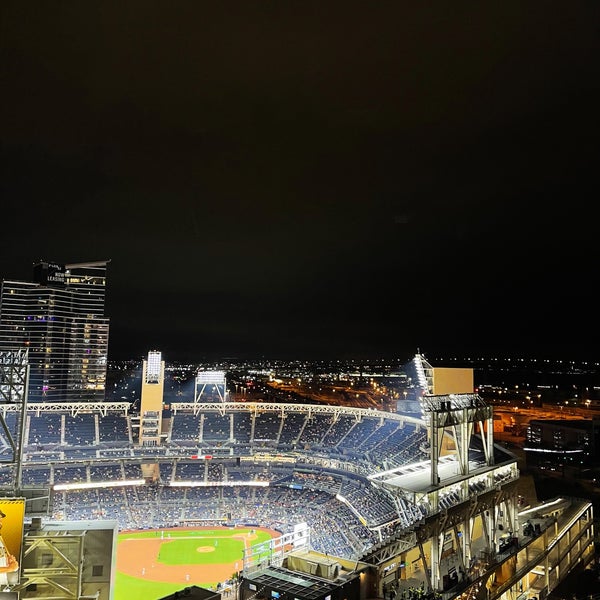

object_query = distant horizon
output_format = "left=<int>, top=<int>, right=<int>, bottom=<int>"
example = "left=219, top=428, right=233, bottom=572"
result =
left=106, top=352, right=600, bottom=366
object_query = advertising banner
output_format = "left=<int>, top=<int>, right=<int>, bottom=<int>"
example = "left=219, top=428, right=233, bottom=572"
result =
left=0, top=498, right=25, bottom=586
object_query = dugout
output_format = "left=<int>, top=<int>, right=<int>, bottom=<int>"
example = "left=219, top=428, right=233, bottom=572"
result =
left=239, top=566, right=360, bottom=600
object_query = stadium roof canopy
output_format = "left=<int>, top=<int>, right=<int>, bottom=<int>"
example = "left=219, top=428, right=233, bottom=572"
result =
left=243, top=566, right=343, bottom=600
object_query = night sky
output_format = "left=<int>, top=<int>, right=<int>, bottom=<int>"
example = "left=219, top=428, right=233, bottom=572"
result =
left=1, top=2, right=598, bottom=362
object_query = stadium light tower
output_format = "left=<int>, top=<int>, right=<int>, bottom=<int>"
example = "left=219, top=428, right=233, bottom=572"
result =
left=194, top=370, right=228, bottom=405
left=138, top=350, right=165, bottom=447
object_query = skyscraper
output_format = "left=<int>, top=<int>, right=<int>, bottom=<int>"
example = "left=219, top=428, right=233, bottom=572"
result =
left=0, top=260, right=110, bottom=403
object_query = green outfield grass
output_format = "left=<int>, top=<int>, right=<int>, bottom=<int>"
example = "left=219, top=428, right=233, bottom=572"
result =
left=115, top=572, right=187, bottom=600
left=158, top=536, right=242, bottom=565
left=115, top=527, right=276, bottom=600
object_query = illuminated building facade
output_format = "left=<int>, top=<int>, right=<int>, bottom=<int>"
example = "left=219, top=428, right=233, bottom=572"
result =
left=0, top=260, right=110, bottom=402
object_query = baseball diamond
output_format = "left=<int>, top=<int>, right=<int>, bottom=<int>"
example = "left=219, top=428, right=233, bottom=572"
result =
left=115, top=526, right=279, bottom=600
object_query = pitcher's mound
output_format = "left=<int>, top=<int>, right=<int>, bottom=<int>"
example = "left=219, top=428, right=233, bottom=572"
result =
left=196, top=546, right=215, bottom=553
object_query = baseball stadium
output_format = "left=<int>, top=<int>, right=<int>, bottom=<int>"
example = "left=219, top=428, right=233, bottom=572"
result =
left=0, top=351, right=595, bottom=600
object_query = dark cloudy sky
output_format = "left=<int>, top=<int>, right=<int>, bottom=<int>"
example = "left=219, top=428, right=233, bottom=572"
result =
left=1, top=2, right=598, bottom=362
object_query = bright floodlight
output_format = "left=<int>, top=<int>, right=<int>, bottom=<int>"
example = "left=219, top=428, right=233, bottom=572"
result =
left=196, top=370, right=226, bottom=385
left=146, top=350, right=162, bottom=383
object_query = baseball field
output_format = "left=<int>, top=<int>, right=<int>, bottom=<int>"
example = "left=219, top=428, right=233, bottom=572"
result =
left=115, top=526, right=280, bottom=600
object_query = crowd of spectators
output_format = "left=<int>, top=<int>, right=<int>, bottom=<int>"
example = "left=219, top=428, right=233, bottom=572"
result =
left=20, top=407, right=428, bottom=471
left=45, top=456, right=431, bottom=559
left=10, top=404, right=436, bottom=559
left=3, top=485, right=429, bottom=563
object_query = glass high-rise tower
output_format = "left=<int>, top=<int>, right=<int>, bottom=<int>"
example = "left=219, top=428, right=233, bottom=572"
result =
left=0, top=260, right=110, bottom=403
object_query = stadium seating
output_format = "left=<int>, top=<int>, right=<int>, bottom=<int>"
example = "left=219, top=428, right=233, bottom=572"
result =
left=18, top=402, right=433, bottom=559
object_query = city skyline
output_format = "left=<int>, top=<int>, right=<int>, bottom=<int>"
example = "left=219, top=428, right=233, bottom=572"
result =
left=1, top=3, right=598, bottom=362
